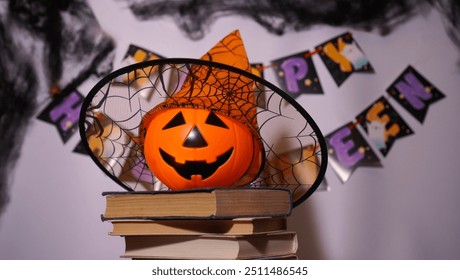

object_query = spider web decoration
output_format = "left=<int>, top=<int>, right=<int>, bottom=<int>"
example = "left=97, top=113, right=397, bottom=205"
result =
left=80, top=59, right=327, bottom=206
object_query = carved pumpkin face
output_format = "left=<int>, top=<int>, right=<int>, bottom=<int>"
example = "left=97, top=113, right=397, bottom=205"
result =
left=143, top=107, right=263, bottom=190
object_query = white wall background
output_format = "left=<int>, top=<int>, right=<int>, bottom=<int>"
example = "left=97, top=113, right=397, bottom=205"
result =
left=1, top=0, right=459, bottom=259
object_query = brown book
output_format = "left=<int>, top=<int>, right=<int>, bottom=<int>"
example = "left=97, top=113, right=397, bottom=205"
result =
left=102, top=188, right=292, bottom=220
left=109, top=217, right=287, bottom=236
left=132, top=254, right=298, bottom=260
left=122, top=231, right=298, bottom=259
left=256, top=254, right=298, bottom=260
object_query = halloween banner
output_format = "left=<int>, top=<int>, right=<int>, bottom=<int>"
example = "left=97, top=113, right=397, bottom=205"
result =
left=386, top=65, right=445, bottom=123
left=68, top=31, right=371, bottom=149
left=326, top=122, right=382, bottom=183
left=37, top=89, right=85, bottom=143
left=356, top=96, right=414, bottom=157
left=64, top=32, right=444, bottom=187
left=271, top=50, right=323, bottom=98
left=316, top=32, right=374, bottom=86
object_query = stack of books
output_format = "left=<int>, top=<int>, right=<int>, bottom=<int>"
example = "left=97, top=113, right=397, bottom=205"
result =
left=102, top=187, right=298, bottom=259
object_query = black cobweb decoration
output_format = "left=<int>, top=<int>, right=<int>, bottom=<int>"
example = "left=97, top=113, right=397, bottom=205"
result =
left=79, top=59, right=327, bottom=206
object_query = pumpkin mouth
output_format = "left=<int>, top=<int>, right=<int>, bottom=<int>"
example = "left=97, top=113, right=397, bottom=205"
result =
left=159, top=148, right=234, bottom=180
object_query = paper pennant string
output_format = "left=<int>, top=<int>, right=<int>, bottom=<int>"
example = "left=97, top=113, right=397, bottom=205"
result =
left=37, top=89, right=84, bottom=143
left=326, top=122, right=382, bottom=183
left=271, top=50, right=323, bottom=97
left=356, top=96, right=414, bottom=157
left=72, top=31, right=444, bottom=187
left=386, top=65, right=445, bottom=123
left=316, top=32, right=374, bottom=87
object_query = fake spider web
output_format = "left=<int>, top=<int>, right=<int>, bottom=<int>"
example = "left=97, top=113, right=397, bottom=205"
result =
left=80, top=59, right=327, bottom=206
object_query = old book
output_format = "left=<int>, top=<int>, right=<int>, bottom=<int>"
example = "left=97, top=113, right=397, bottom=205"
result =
left=109, top=217, right=287, bottom=236
left=132, top=254, right=298, bottom=260
left=102, top=188, right=292, bottom=220
left=122, top=231, right=298, bottom=259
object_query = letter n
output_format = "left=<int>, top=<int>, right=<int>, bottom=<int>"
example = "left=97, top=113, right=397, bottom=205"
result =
left=387, top=66, right=445, bottom=123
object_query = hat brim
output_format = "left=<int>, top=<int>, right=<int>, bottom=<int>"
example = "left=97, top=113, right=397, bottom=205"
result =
left=79, top=58, right=327, bottom=207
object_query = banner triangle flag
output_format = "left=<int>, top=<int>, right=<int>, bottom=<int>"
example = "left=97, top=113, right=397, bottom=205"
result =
left=271, top=50, right=323, bottom=98
left=386, top=65, right=445, bottom=123
left=325, top=122, right=382, bottom=183
left=37, top=89, right=84, bottom=143
left=356, top=96, right=414, bottom=157
left=316, top=32, right=374, bottom=87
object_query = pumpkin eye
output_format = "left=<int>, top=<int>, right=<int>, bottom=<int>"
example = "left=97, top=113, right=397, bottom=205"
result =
left=205, top=111, right=229, bottom=129
left=163, top=111, right=186, bottom=130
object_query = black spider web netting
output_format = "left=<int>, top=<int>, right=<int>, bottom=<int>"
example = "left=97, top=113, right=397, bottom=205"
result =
left=80, top=59, right=327, bottom=206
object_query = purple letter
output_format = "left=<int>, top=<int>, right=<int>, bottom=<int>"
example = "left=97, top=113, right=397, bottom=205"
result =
left=50, top=91, right=83, bottom=131
left=329, top=126, right=364, bottom=168
left=394, top=72, right=432, bottom=110
left=280, top=57, right=308, bottom=93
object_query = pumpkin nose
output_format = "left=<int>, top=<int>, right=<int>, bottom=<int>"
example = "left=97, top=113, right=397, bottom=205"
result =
left=183, top=126, right=208, bottom=148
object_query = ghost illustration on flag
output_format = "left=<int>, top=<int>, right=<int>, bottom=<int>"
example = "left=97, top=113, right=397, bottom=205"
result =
left=316, top=32, right=374, bottom=86
left=356, top=97, right=414, bottom=156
